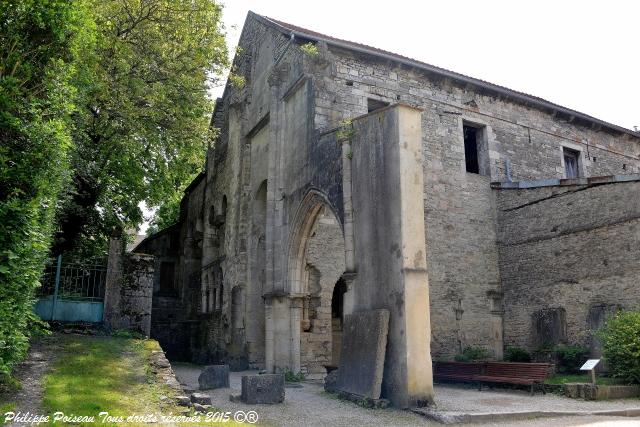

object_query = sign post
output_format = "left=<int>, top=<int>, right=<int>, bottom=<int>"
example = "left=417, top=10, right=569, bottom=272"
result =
left=580, top=359, right=600, bottom=385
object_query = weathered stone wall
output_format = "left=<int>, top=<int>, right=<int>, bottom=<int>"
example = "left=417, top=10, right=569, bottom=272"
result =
left=309, top=44, right=640, bottom=361
left=496, top=177, right=640, bottom=354
left=104, top=238, right=155, bottom=336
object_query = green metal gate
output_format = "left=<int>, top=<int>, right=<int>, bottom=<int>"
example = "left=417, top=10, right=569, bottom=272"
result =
left=34, top=255, right=107, bottom=323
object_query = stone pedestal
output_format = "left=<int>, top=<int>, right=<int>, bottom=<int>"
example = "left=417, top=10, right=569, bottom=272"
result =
left=198, top=364, right=230, bottom=390
left=241, top=374, right=285, bottom=404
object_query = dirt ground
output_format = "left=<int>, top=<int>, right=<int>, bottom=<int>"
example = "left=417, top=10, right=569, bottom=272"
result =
left=1, top=336, right=60, bottom=426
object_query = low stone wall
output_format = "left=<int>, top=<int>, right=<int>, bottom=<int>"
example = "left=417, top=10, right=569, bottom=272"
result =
left=565, top=383, right=640, bottom=400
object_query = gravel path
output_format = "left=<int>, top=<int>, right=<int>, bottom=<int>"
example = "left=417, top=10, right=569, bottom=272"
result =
left=172, top=364, right=430, bottom=427
left=172, top=364, right=640, bottom=427
left=5, top=336, right=59, bottom=426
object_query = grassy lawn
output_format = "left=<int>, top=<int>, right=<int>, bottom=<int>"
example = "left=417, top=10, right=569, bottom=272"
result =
left=42, top=335, right=236, bottom=426
left=544, top=374, right=622, bottom=385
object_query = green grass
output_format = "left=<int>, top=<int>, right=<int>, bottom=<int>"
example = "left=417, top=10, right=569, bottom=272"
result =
left=42, top=335, right=239, bottom=426
left=544, top=374, right=622, bottom=385
left=0, top=373, right=20, bottom=426
left=1, top=402, right=16, bottom=426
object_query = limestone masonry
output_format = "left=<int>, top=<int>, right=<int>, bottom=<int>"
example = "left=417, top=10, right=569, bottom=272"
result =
left=135, top=12, right=640, bottom=407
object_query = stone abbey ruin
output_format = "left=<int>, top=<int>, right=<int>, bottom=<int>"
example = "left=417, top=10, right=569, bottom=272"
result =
left=135, top=12, right=640, bottom=407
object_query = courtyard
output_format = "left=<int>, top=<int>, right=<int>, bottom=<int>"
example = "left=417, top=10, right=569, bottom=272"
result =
left=173, top=363, right=640, bottom=426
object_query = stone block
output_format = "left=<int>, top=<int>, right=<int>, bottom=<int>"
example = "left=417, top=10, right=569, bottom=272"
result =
left=198, top=364, right=230, bottom=390
left=336, top=309, right=389, bottom=399
left=190, top=392, right=211, bottom=405
left=175, top=395, right=191, bottom=406
left=324, top=369, right=339, bottom=393
left=565, top=383, right=640, bottom=400
left=241, top=374, right=285, bottom=404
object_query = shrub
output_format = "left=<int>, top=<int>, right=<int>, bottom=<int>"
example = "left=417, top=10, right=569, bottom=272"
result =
left=283, top=369, right=305, bottom=382
left=504, top=346, right=531, bottom=362
left=0, top=0, right=93, bottom=375
left=299, top=42, right=319, bottom=57
left=454, top=346, right=490, bottom=362
left=598, top=311, right=640, bottom=384
left=553, top=344, right=589, bottom=373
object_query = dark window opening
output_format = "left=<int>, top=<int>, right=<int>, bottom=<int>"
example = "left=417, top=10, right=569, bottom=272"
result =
left=367, top=98, right=390, bottom=113
left=208, top=205, right=216, bottom=226
left=563, top=147, right=580, bottom=178
left=463, top=125, right=480, bottom=174
left=331, top=278, right=347, bottom=319
left=159, top=261, right=176, bottom=296
left=221, top=196, right=227, bottom=218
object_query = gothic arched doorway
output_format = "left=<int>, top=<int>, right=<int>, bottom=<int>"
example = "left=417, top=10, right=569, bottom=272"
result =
left=287, top=191, right=346, bottom=378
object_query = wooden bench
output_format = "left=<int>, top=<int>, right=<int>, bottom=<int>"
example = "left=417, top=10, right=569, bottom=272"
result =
left=433, top=361, right=484, bottom=383
left=475, top=362, right=552, bottom=395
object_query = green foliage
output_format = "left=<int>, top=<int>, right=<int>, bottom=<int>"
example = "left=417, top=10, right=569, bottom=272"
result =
left=54, top=0, right=229, bottom=256
left=0, top=373, right=21, bottom=396
left=228, top=70, right=246, bottom=90
left=112, top=329, right=144, bottom=339
left=0, top=0, right=230, bottom=375
left=454, top=346, right=490, bottom=362
left=283, top=369, right=305, bottom=382
left=553, top=344, right=589, bottom=373
left=504, top=346, right=531, bottom=362
left=0, top=0, right=93, bottom=375
left=299, top=42, right=319, bottom=57
left=146, top=191, right=182, bottom=235
left=336, top=119, right=355, bottom=143
left=598, top=310, right=640, bottom=384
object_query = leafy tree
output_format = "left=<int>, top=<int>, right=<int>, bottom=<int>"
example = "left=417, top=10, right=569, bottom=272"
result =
left=598, top=311, right=640, bottom=383
left=0, top=0, right=94, bottom=374
left=54, top=0, right=228, bottom=256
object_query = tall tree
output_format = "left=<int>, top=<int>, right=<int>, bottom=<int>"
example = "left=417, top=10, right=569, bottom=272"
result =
left=0, top=0, right=94, bottom=374
left=54, top=0, right=228, bottom=256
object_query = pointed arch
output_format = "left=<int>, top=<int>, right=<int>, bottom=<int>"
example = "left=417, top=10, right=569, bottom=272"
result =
left=286, top=189, right=343, bottom=295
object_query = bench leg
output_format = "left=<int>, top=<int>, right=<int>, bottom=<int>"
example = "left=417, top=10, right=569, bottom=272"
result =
left=530, top=384, right=534, bottom=396
left=478, top=382, right=482, bottom=391
left=541, top=384, right=546, bottom=395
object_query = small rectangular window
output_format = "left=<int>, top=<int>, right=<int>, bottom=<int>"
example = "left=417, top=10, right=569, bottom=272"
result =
left=563, top=147, right=580, bottom=178
left=463, top=125, right=480, bottom=174
left=463, top=122, right=490, bottom=175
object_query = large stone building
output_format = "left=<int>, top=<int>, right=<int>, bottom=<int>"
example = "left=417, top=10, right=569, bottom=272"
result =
left=135, top=12, right=640, bottom=407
